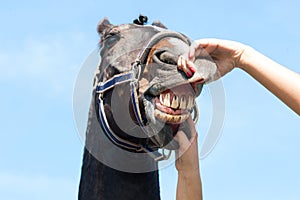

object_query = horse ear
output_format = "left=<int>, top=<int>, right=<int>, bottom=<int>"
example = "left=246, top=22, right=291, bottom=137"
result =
left=152, top=20, right=167, bottom=29
left=97, top=18, right=113, bottom=36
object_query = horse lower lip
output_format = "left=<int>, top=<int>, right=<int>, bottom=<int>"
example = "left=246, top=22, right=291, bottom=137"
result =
left=154, top=109, right=189, bottom=124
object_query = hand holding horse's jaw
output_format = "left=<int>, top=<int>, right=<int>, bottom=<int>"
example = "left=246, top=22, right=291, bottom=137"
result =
left=174, top=116, right=199, bottom=171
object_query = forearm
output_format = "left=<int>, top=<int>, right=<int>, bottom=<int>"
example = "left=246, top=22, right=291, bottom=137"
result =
left=176, top=169, right=202, bottom=200
left=239, top=46, right=300, bottom=116
left=175, top=124, right=202, bottom=200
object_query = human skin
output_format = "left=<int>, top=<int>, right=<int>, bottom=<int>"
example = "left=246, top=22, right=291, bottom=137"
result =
left=175, top=38, right=300, bottom=199
left=175, top=116, right=202, bottom=200
left=188, top=38, right=300, bottom=116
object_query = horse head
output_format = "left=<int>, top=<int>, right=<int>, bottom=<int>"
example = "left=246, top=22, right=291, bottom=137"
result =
left=92, top=16, right=217, bottom=161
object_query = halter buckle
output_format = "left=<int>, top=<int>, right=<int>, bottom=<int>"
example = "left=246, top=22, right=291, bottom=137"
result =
left=132, top=60, right=141, bottom=83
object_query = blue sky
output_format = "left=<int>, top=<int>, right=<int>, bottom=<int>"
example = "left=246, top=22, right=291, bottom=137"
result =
left=1, top=0, right=299, bottom=199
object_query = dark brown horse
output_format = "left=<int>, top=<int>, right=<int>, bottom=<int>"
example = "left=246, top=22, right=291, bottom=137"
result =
left=78, top=15, right=217, bottom=200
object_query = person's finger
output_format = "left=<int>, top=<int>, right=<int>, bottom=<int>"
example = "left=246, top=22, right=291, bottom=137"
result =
left=186, top=60, right=197, bottom=74
left=186, top=116, right=198, bottom=142
left=194, top=38, right=218, bottom=48
left=189, top=41, right=212, bottom=62
left=188, top=45, right=196, bottom=61
left=174, top=130, right=191, bottom=152
left=178, top=56, right=193, bottom=77
left=177, top=56, right=184, bottom=72
left=197, top=40, right=220, bottom=56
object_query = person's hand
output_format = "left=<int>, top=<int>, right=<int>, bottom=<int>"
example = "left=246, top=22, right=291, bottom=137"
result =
left=174, top=116, right=199, bottom=172
left=189, top=38, right=248, bottom=80
left=179, top=38, right=248, bottom=81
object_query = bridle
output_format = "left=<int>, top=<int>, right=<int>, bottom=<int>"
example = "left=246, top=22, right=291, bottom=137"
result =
left=96, top=29, right=198, bottom=161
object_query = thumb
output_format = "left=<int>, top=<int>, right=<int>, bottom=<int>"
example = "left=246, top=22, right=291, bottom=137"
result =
left=174, top=130, right=191, bottom=152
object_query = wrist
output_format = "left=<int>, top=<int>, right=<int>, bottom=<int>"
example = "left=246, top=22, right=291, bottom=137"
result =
left=237, top=45, right=258, bottom=71
left=176, top=163, right=199, bottom=172
left=175, top=153, right=200, bottom=172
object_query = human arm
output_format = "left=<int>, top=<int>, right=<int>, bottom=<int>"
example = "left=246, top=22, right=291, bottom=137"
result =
left=239, top=45, right=300, bottom=116
left=175, top=116, right=202, bottom=200
left=187, top=38, right=300, bottom=116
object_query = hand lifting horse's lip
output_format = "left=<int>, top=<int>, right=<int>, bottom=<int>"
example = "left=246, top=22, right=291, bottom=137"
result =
left=150, top=84, right=196, bottom=124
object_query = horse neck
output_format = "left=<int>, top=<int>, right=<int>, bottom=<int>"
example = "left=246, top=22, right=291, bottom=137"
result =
left=79, top=105, right=161, bottom=199
left=78, top=87, right=161, bottom=200
left=79, top=148, right=161, bottom=200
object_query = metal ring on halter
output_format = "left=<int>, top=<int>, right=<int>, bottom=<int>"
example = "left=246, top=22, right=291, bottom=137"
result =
left=132, top=60, right=141, bottom=82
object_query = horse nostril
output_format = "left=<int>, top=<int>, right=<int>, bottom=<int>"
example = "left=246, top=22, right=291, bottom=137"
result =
left=156, top=51, right=178, bottom=65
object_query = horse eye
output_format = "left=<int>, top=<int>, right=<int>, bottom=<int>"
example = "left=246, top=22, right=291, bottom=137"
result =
left=103, top=34, right=119, bottom=47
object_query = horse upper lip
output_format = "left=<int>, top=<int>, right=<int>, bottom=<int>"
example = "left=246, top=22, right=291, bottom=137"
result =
left=145, top=79, right=191, bottom=97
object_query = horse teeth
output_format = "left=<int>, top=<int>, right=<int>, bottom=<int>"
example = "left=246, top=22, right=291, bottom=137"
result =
left=171, top=95, right=179, bottom=109
left=159, top=94, right=164, bottom=104
left=163, top=93, right=171, bottom=107
left=154, top=109, right=190, bottom=124
left=174, top=116, right=181, bottom=123
left=187, top=95, right=194, bottom=110
left=166, top=114, right=172, bottom=122
left=158, top=93, right=193, bottom=110
left=179, top=96, right=187, bottom=110
left=154, top=109, right=162, bottom=119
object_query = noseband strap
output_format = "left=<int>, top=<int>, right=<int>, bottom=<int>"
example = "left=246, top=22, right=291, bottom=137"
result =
left=96, top=30, right=191, bottom=161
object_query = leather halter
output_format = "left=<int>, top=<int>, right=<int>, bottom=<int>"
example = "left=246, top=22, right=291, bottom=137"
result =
left=96, top=30, right=191, bottom=161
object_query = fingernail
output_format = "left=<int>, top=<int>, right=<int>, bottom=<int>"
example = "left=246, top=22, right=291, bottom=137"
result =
left=186, top=71, right=192, bottom=77
left=187, top=61, right=196, bottom=73
left=189, top=66, right=196, bottom=73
